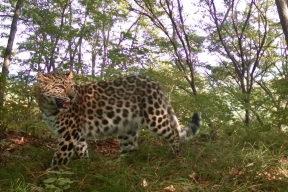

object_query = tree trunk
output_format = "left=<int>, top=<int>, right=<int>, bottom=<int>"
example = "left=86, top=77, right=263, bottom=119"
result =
left=244, top=99, right=251, bottom=125
left=0, top=0, right=24, bottom=108
left=91, top=35, right=98, bottom=77
left=275, top=0, right=288, bottom=47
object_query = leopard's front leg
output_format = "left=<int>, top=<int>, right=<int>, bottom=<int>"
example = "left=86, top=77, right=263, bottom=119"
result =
left=51, top=131, right=89, bottom=169
left=51, top=134, right=75, bottom=169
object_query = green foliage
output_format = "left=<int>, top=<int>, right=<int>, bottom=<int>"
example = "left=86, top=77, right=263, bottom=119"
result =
left=199, top=0, right=287, bottom=126
left=42, top=170, right=74, bottom=192
left=0, top=73, right=43, bottom=134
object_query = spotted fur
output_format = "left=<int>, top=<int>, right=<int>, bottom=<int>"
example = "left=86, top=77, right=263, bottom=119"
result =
left=36, top=72, right=201, bottom=168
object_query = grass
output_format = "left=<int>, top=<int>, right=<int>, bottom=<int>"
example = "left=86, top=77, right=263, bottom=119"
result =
left=1, top=128, right=288, bottom=192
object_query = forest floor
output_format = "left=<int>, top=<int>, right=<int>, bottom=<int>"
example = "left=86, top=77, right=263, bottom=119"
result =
left=1, top=128, right=288, bottom=192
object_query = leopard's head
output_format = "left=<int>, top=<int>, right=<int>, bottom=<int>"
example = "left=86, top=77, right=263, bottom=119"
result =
left=37, top=71, right=78, bottom=112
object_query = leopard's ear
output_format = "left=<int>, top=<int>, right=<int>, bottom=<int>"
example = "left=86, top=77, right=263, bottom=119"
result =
left=37, top=72, right=52, bottom=84
left=66, top=71, right=73, bottom=79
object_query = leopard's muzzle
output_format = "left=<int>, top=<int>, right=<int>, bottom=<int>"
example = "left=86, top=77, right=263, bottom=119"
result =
left=55, top=98, right=71, bottom=109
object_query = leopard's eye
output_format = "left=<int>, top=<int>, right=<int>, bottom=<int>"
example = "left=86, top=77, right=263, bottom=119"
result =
left=57, top=85, right=65, bottom=89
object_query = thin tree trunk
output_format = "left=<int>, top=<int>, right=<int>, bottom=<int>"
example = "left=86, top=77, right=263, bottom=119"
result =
left=91, top=33, right=99, bottom=77
left=0, top=0, right=24, bottom=108
left=275, top=0, right=288, bottom=48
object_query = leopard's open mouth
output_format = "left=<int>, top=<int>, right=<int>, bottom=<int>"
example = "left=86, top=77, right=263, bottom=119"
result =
left=55, top=98, right=71, bottom=109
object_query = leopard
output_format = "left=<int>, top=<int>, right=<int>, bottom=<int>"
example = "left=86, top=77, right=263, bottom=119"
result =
left=36, top=71, right=202, bottom=169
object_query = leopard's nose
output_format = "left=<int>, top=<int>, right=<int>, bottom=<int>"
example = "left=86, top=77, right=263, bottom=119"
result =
left=68, top=95, right=74, bottom=100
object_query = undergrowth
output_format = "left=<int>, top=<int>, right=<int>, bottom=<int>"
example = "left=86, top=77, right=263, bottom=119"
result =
left=1, top=128, right=288, bottom=192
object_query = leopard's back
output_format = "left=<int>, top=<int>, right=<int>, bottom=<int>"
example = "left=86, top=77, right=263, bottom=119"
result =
left=68, top=75, right=175, bottom=138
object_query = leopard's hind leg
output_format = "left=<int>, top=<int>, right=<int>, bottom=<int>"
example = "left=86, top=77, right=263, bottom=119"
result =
left=74, top=137, right=89, bottom=158
left=118, top=121, right=140, bottom=154
left=143, top=103, right=181, bottom=154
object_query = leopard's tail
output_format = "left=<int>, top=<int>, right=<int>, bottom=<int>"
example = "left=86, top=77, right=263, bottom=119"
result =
left=179, top=112, right=202, bottom=141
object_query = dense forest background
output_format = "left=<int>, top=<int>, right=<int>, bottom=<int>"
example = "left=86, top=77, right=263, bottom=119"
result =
left=2, top=0, right=288, bottom=191
left=1, top=0, right=288, bottom=133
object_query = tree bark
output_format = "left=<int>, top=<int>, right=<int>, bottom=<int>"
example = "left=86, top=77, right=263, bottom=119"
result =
left=0, top=0, right=24, bottom=107
left=275, top=0, right=288, bottom=47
